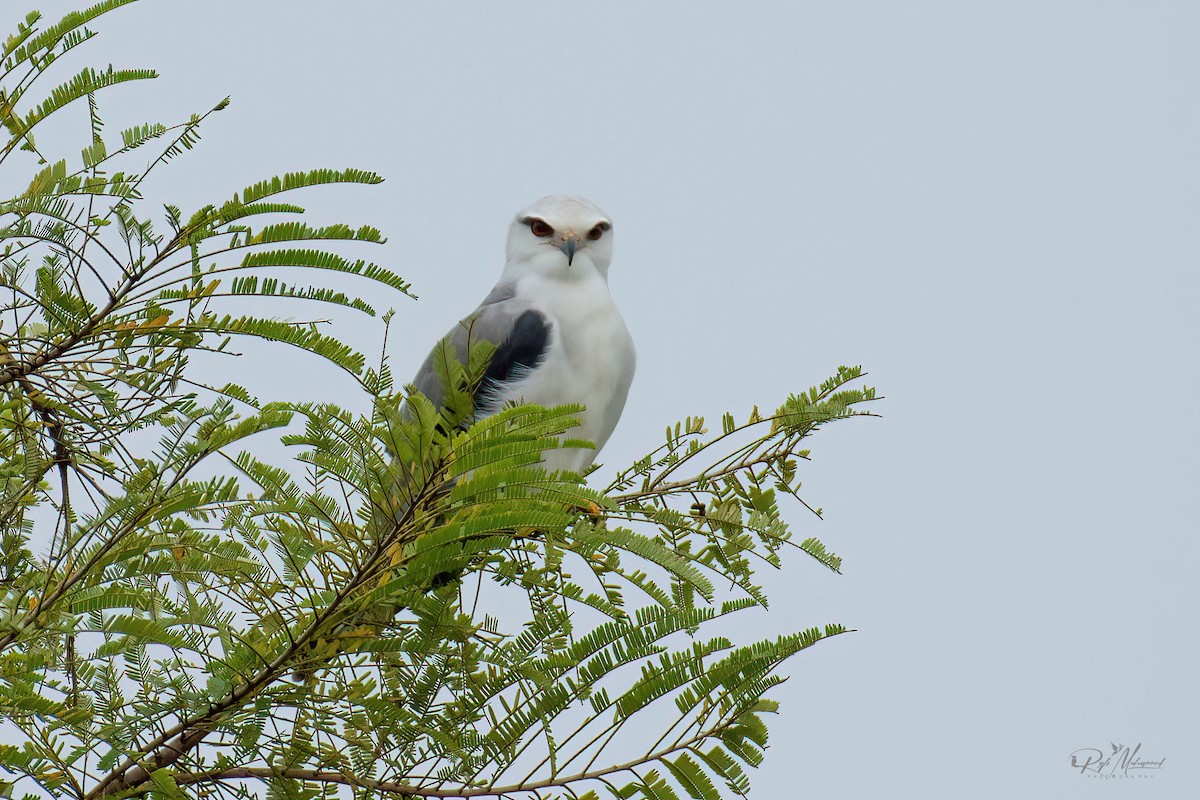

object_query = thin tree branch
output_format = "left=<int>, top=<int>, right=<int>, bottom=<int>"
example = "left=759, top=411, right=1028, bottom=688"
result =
left=174, top=729, right=717, bottom=798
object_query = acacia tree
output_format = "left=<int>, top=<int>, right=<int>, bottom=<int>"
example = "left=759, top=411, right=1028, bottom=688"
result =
left=0, top=4, right=878, bottom=799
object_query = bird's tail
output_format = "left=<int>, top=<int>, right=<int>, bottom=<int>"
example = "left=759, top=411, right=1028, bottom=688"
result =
left=290, top=458, right=458, bottom=681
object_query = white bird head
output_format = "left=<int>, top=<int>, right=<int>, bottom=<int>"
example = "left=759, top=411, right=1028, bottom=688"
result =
left=504, top=195, right=614, bottom=281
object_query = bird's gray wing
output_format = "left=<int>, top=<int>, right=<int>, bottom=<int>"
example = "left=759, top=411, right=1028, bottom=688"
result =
left=410, top=282, right=551, bottom=414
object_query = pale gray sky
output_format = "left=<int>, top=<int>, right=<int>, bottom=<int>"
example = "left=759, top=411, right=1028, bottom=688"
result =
left=17, top=1, right=1199, bottom=796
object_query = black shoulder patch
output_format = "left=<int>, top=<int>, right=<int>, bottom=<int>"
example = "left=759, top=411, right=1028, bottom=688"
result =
left=476, top=310, right=551, bottom=409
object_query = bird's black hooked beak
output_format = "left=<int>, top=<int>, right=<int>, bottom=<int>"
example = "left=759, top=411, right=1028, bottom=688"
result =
left=559, top=235, right=578, bottom=266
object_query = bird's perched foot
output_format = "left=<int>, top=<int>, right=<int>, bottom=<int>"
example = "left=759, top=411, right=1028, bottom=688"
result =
left=569, top=500, right=603, bottom=521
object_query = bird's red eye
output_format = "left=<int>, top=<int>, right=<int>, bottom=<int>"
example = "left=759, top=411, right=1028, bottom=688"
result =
left=528, top=219, right=553, bottom=238
left=587, top=222, right=610, bottom=241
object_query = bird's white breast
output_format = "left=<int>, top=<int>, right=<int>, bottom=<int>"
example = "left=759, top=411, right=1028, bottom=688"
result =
left=504, top=272, right=635, bottom=473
